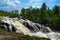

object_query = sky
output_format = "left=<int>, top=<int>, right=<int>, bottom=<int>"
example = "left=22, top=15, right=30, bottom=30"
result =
left=0, top=0, right=60, bottom=12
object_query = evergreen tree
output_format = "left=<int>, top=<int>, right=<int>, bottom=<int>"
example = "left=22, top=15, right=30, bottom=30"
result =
left=40, top=3, right=47, bottom=24
left=53, top=5, right=60, bottom=15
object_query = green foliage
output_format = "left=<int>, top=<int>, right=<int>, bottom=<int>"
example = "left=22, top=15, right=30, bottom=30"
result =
left=20, top=3, right=60, bottom=31
left=0, top=10, right=19, bottom=17
left=0, top=28, right=5, bottom=33
left=19, top=35, right=33, bottom=40
left=19, top=35, right=50, bottom=40
left=53, top=5, right=60, bottom=15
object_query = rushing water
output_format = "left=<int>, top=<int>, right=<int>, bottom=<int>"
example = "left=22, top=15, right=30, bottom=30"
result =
left=0, top=17, right=60, bottom=40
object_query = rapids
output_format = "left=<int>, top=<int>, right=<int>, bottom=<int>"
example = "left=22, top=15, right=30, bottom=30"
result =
left=0, top=17, right=60, bottom=40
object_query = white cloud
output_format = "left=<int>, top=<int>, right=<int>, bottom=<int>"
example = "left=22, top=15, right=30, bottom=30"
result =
left=4, top=0, right=21, bottom=6
left=32, top=6, right=41, bottom=8
left=14, top=0, right=21, bottom=4
left=24, top=7, right=29, bottom=9
left=28, top=0, right=44, bottom=8
left=30, top=0, right=43, bottom=3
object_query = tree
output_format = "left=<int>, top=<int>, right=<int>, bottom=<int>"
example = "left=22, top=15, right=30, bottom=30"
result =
left=20, top=3, right=60, bottom=31
left=41, top=3, right=47, bottom=14
left=53, top=5, right=60, bottom=15
left=40, top=3, right=47, bottom=24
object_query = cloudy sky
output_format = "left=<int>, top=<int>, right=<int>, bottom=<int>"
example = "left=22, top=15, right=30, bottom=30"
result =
left=0, top=0, right=60, bottom=11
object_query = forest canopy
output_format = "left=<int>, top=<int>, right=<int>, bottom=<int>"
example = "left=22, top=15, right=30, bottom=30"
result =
left=0, top=3, right=60, bottom=31
left=20, top=3, right=60, bottom=31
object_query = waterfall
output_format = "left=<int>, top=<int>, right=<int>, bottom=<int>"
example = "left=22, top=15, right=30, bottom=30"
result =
left=1, top=18, right=31, bottom=35
left=47, top=32, right=58, bottom=40
left=3, top=25, right=7, bottom=31
left=0, top=17, right=52, bottom=33
left=0, top=17, right=60, bottom=40
left=25, top=19, right=41, bottom=32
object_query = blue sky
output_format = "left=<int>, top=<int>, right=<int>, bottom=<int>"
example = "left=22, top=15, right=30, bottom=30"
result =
left=0, top=0, right=60, bottom=12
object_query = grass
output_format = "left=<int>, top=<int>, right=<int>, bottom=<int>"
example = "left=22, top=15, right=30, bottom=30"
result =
left=19, top=35, right=50, bottom=40
left=0, top=29, right=50, bottom=40
left=0, top=28, right=5, bottom=33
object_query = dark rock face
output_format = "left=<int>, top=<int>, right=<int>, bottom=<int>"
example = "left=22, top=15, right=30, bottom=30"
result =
left=0, top=23, right=16, bottom=32
left=4, top=23, right=10, bottom=32
left=23, top=22, right=35, bottom=32
left=0, top=23, right=7, bottom=31
left=23, top=21, right=42, bottom=32
left=12, top=25, right=16, bottom=32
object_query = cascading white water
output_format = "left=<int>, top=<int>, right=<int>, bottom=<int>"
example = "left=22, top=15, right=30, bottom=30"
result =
left=0, top=17, right=60, bottom=40
left=1, top=17, right=31, bottom=35
left=24, top=19, right=40, bottom=32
